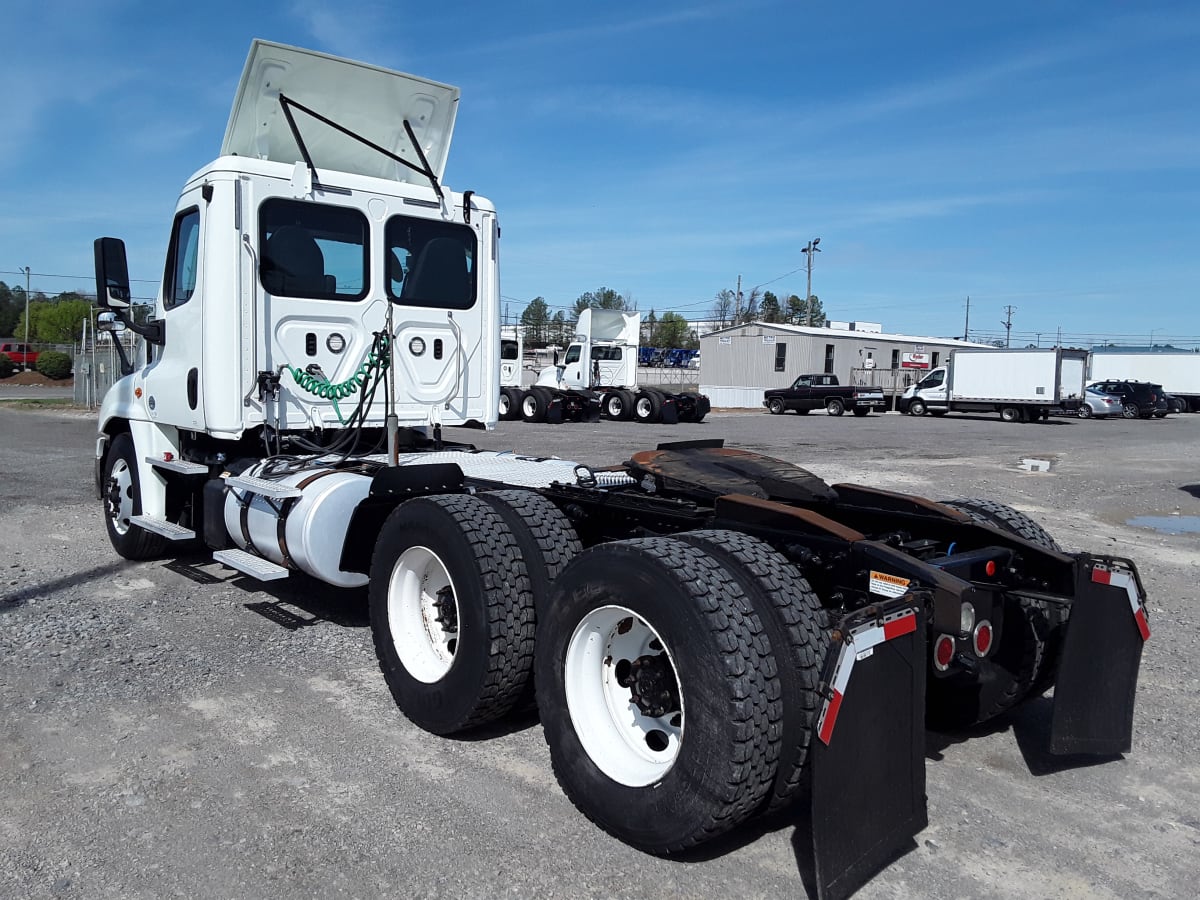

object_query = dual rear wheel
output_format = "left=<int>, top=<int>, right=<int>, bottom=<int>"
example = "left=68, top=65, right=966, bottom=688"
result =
left=368, top=499, right=826, bottom=853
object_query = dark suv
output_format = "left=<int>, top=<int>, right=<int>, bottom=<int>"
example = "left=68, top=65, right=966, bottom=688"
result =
left=1088, top=380, right=1168, bottom=419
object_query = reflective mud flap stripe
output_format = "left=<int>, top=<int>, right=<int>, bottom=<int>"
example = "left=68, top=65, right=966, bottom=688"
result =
left=1090, top=565, right=1151, bottom=641
left=811, top=597, right=927, bottom=900
left=1049, top=558, right=1147, bottom=755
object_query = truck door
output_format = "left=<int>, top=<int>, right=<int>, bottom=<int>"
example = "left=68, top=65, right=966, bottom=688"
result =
left=144, top=195, right=207, bottom=431
left=916, top=367, right=947, bottom=405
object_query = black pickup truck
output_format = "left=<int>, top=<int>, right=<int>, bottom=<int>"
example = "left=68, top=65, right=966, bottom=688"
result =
left=764, top=373, right=887, bottom=416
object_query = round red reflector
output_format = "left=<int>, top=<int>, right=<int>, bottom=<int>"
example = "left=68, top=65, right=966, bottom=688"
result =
left=985, top=560, right=997, bottom=577
left=974, top=621, right=993, bottom=657
left=934, top=635, right=955, bottom=671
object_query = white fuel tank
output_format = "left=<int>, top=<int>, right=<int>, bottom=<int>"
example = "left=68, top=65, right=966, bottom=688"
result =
left=223, top=465, right=372, bottom=588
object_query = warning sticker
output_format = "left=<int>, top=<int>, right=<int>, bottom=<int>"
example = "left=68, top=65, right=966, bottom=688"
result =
left=869, top=570, right=911, bottom=598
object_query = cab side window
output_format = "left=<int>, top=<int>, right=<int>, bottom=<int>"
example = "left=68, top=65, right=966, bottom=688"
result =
left=163, top=208, right=200, bottom=309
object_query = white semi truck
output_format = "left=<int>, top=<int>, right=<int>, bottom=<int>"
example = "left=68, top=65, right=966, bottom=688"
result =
left=899, top=348, right=1088, bottom=422
left=91, top=40, right=1150, bottom=900
left=508, top=308, right=709, bottom=424
left=1089, top=349, right=1200, bottom=412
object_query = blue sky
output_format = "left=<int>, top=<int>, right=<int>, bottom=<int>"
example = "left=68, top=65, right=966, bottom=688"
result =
left=2, top=0, right=1197, bottom=347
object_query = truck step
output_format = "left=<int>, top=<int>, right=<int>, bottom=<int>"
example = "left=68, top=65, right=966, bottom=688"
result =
left=225, top=474, right=303, bottom=499
left=130, top=515, right=196, bottom=540
left=213, top=548, right=290, bottom=581
left=145, top=456, right=208, bottom=475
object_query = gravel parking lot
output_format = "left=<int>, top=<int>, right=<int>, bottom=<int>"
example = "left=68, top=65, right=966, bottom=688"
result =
left=2, top=405, right=1198, bottom=899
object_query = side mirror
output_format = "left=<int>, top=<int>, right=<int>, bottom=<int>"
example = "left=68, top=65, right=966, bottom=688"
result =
left=94, top=237, right=132, bottom=309
left=96, top=311, right=127, bottom=335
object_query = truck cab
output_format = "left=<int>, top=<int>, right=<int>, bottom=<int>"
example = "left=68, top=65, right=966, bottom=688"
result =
left=96, top=41, right=499, bottom=464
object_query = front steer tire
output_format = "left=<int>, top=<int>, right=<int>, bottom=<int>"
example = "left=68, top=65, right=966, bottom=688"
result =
left=535, top=538, right=782, bottom=854
left=368, top=494, right=536, bottom=735
left=102, top=433, right=167, bottom=560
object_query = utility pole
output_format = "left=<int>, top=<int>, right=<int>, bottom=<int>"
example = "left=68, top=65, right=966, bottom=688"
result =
left=802, top=238, right=821, bottom=326
left=962, top=295, right=970, bottom=341
left=21, top=266, right=31, bottom=354
left=735, top=274, right=742, bottom=323
left=1001, top=305, right=1016, bottom=348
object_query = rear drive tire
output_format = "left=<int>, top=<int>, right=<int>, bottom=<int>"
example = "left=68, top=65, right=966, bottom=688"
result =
left=825, top=398, right=845, bottom=416
left=369, top=494, right=535, bottom=734
left=602, top=391, right=626, bottom=420
left=521, top=388, right=551, bottom=423
left=928, top=498, right=1064, bottom=728
left=102, top=433, right=168, bottom=560
left=536, top=538, right=781, bottom=853
left=633, top=390, right=663, bottom=424
left=674, top=530, right=826, bottom=813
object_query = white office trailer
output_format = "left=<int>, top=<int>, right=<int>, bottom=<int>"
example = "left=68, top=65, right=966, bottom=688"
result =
left=699, top=321, right=991, bottom=409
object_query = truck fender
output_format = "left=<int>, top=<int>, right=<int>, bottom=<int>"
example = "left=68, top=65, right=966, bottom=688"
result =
left=337, top=463, right=466, bottom=575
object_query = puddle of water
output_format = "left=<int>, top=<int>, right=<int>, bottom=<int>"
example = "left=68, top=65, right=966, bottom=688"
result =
left=1018, top=457, right=1054, bottom=473
left=1126, top=515, right=1200, bottom=535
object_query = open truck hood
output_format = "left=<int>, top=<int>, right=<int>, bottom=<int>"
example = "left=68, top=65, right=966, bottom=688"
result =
left=222, top=39, right=460, bottom=184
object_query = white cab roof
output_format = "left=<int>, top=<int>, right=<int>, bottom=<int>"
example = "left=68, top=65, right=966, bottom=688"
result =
left=222, top=40, right=460, bottom=184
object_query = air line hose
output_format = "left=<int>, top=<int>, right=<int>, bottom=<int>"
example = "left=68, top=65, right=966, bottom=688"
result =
left=285, top=334, right=391, bottom=424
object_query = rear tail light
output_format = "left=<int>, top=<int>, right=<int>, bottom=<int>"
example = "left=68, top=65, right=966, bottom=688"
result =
left=973, top=621, right=994, bottom=657
left=934, top=634, right=955, bottom=671
left=984, top=560, right=997, bottom=577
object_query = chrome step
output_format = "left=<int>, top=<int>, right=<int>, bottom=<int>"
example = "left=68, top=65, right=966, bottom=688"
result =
left=130, top=515, right=195, bottom=540
left=213, top=548, right=290, bottom=581
left=225, top=475, right=302, bottom=499
left=145, top=456, right=208, bottom=475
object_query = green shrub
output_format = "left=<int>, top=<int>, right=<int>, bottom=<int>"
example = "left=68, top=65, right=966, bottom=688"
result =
left=36, top=351, right=73, bottom=380
left=0, top=354, right=14, bottom=379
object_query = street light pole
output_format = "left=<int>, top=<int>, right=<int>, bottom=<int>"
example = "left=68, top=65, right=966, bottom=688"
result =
left=1149, top=328, right=1159, bottom=350
left=801, top=238, right=821, bottom=326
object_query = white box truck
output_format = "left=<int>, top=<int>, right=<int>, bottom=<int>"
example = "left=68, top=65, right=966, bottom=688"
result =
left=1088, top=350, right=1200, bottom=412
left=899, top=348, right=1088, bottom=422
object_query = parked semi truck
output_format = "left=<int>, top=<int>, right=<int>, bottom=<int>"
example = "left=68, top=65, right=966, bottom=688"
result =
left=1089, top=349, right=1200, bottom=412
left=506, top=308, right=708, bottom=424
left=497, top=325, right=523, bottom=418
left=899, top=348, right=1088, bottom=422
left=92, top=41, right=1149, bottom=900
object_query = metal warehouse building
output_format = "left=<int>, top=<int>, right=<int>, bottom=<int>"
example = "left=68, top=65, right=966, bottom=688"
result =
left=699, top=321, right=993, bottom=408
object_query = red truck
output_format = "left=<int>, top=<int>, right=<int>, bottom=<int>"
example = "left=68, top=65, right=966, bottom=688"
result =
left=0, top=341, right=39, bottom=371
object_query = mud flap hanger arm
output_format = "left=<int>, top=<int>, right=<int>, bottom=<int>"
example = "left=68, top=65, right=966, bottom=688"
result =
left=277, top=93, right=445, bottom=203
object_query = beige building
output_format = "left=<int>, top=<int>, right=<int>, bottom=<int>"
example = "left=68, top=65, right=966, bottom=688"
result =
left=699, top=321, right=993, bottom=408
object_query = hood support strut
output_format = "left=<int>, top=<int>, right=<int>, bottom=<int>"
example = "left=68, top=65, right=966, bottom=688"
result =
left=278, top=93, right=445, bottom=203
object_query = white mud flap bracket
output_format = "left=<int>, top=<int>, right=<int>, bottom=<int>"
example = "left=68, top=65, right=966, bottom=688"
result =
left=810, top=595, right=928, bottom=900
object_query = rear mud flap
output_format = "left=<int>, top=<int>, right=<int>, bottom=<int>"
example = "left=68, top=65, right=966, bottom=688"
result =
left=1049, top=558, right=1148, bottom=755
left=810, top=597, right=927, bottom=900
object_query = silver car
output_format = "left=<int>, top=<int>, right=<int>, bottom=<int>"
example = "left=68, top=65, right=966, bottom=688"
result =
left=1078, top=386, right=1122, bottom=418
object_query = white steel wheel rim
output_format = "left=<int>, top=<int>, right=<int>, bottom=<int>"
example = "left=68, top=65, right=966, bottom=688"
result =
left=608, top=396, right=624, bottom=416
left=498, top=393, right=510, bottom=416
left=107, top=458, right=134, bottom=535
left=635, top=396, right=653, bottom=418
left=387, top=546, right=459, bottom=683
left=522, top=395, right=539, bottom=417
left=564, top=605, right=684, bottom=787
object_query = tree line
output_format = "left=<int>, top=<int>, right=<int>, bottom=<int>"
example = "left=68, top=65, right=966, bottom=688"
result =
left=519, top=286, right=831, bottom=350
left=0, top=283, right=95, bottom=344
